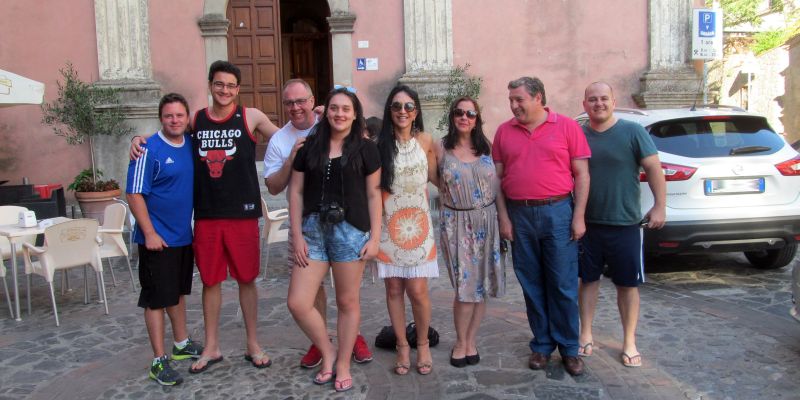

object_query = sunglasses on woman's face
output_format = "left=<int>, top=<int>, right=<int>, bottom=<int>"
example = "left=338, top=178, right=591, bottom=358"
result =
left=390, top=101, right=416, bottom=113
left=453, top=108, right=478, bottom=119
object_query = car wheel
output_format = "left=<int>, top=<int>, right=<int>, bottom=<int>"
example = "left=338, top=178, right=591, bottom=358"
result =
left=744, top=243, right=798, bottom=270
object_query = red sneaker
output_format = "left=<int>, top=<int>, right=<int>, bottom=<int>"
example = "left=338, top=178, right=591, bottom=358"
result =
left=352, top=334, right=374, bottom=363
left=300, top=344, right=322, bottom=368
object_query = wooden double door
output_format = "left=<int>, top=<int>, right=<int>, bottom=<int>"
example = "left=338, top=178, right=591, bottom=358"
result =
left=227, top=0, right=331, bottom=157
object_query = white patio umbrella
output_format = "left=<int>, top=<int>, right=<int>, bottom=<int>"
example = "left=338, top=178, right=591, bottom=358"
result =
left=0, top=69, right=45, bottom=107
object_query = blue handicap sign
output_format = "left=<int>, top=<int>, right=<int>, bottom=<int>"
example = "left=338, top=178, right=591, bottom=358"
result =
left=356, top=58, right=366, bottom=71
left=699, top=11, right=715, bottom=37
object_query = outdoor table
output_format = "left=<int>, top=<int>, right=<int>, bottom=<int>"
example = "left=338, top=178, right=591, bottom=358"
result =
left=0, top=217, right=69, bottom=320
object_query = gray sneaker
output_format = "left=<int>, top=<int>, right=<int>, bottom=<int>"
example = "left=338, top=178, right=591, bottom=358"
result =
left=149, top=356, right=183, bottom=386
left=172, top=338, right=204, bottom=360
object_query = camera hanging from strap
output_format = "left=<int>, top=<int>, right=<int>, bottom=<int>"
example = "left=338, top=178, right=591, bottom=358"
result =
left=319, top=156, right=347, bottom=224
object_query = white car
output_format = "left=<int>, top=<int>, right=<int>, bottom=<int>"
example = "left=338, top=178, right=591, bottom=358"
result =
left=576, top=106, right=800, bottom=269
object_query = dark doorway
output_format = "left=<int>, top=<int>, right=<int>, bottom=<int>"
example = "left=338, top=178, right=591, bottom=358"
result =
left=280, top=0, right=332, bottom=102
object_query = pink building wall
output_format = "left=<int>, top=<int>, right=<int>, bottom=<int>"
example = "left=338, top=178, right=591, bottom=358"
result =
left=346, top=0, right=648, bottom=137
left=349, top=1, right=407, bottom=119
left=1, top=0, right=653, bottom=193
left=149, top=1, right=208, bottom=111
left=452, top=1, right=649, bottom=136
left=0, top=0, right=99, bottom=189
left=0, top=0, right=207, bottom=196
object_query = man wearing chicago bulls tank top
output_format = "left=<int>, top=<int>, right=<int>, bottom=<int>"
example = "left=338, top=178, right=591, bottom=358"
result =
left=131, top=61, right=279, bottom=373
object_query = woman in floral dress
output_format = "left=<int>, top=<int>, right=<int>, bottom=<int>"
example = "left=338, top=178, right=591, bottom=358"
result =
left=434, top=97, right=506, bottom=368
left=376, top=85, right=438, bottom=375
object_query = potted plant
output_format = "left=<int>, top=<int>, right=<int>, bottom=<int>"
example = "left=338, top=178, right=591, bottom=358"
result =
left=41, top=62, right=132, bottom=222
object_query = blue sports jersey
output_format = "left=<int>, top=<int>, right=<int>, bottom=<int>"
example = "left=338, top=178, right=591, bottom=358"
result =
left=126, top=131, right=194, bottom=246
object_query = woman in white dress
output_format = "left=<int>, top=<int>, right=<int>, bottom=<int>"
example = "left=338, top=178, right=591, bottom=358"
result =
left=375, top=85, right=438, bottom=375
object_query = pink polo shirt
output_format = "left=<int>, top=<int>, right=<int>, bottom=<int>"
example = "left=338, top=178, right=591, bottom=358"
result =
left=491, top=108, right=591, bottom=200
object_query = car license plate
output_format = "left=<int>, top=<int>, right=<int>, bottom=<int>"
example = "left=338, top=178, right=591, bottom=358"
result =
left=704, top=178, right=765, bottom=195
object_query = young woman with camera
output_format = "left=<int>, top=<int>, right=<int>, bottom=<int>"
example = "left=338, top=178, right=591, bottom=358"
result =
left=287, top=86, right=381, bottom=392
left=375, top=85, right=439, bottom=376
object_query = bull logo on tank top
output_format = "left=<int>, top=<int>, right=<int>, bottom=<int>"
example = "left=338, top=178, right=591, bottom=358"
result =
left=195, top=128, right=241, bottom=178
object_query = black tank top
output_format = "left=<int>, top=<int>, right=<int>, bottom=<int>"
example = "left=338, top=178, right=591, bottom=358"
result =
left=192, top=105, right=262, bottom=219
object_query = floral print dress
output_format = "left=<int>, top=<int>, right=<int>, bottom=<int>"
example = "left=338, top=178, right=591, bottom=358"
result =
left=438, top=152, right=505, bottom=302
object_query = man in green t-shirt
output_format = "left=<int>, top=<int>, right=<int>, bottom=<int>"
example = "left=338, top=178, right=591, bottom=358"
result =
left=577, top=82, right=666, bottom=368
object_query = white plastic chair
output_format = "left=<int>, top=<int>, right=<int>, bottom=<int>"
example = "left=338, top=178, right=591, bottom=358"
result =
left=99, top=203, right=136, bottom=291
left=0, top=259, right=12, bottom=319
left=261, top=197, right=289, bottom=280
left=0, top=206, right=36, bottom=318
left=112, top=197, right=136, bottom=257
left=22, top=219, right=108, bottom=326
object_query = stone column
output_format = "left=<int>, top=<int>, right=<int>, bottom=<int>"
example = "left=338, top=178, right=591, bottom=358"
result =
left=198, top=14, right=231, bottom=71
left=93, top=0, right=161, bottom=186
left=634, top=0, right=702, bottom=109
left=327, top=1, right=356, bottom=87
left=398, top=0, right=453, bottom=135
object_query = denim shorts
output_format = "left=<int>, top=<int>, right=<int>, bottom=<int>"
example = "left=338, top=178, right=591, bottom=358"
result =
left=302, top=213, right=370, bottom=263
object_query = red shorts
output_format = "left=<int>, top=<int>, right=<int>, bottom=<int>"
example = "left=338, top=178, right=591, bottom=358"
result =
left=193, top=218, right=260, bottom=286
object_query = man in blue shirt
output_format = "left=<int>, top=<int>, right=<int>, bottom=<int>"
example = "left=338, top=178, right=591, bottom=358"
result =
left=127, top=93, right=202, bottom=386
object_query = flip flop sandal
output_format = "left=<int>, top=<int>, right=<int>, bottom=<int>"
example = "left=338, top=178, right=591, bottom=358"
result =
left=334, top=377, right=353, bottom=392
left=578, top=342, right=593, bottom=357
left=313, top=370, right=335, bottom=385
left=621, top=352, right=642, bottom=368
left=244, top=351, right=272, bottom=369
left=188, top=355, right=223, bottom=374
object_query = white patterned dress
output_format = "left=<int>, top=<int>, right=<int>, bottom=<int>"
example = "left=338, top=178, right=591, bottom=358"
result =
left=377, top=137, right=439, bottom=278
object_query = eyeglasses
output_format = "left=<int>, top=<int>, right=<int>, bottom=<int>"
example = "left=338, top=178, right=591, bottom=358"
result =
left=453, top=108, right=478, bottom=119
left=282, top=97, right=311, bottom=107
left=333, top=84, right=357, bottom=94
left=390, top=101, right=416, bottom=113
left=212, top=81, right=239, bottom=91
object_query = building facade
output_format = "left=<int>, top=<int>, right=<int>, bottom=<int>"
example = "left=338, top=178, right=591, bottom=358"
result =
left=0, top=0, right=701, bottom=197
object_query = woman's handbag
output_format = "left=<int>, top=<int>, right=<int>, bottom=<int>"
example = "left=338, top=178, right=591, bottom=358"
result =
left=374, top=322, right=440, bottom=349
left=406, top=321, right=439, bottom=348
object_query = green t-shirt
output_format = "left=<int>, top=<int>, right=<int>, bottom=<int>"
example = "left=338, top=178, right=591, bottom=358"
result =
left=584, top=119, right=658, bottom=225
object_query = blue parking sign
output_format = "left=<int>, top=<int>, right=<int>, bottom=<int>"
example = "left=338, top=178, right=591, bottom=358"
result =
left=356, top=58, right=366, bottom=71
left=699, top=11, right=715, bottom=37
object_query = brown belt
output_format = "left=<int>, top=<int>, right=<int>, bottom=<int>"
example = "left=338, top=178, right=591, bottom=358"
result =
left=507, top=193, right=571, bottom=207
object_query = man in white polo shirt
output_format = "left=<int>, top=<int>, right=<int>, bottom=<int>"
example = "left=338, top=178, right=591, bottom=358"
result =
left=263, top=79, right=373, bottom=367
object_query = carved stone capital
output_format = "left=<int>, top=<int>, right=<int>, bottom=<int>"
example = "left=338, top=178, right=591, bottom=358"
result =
left=198, top=13, right=230, bottom=37
left=327, top=11, right=356, bottom=33
left=93, top=79, right=160, bottom=119
left=633, top=68, right=701, bottom=109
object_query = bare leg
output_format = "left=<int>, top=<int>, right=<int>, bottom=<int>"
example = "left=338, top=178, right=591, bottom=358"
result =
left=331, top=260, right=366, bottom=386
left=192, top=283, right=222, bottom=370
left=144, top=307, right=166, bottom=358
left=314, top=285, right=327, bottom=327
left=465, top=301, right=486, bottom=356
left=406, top=278, right=432, bottom=373
left=578, top=279, right=600, bottom=355
left=165, top=295, right=188, bottom=342
left=239, top=280, right=269, bottom=365
left=384, top=278, right=410, bottom=373
left=288, top=261, right=336, bottom=374
left=617, top=286, right=640, bottom=357
left=452, top=299, right=473, bottom=359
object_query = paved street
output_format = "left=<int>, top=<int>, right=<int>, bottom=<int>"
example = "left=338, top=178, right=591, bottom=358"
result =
left=1, top=195, right=799, bottom=399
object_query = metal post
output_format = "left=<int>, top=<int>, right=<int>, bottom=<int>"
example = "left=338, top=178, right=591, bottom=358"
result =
left=703, top=62, right=708, bottom=104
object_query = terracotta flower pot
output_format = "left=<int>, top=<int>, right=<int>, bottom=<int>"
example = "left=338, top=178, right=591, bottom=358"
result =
left=74, top=188, right=122, bottom=224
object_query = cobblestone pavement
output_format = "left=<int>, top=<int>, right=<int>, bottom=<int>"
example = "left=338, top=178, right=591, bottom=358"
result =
left=2, top=194, right=800, bottom=399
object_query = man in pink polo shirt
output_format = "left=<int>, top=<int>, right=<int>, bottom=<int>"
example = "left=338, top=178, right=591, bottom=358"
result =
left=492, top=76, right=591, bottom=376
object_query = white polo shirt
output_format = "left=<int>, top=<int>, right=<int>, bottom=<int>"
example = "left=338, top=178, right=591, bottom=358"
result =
left=263, top=120, right=317, bottom=178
